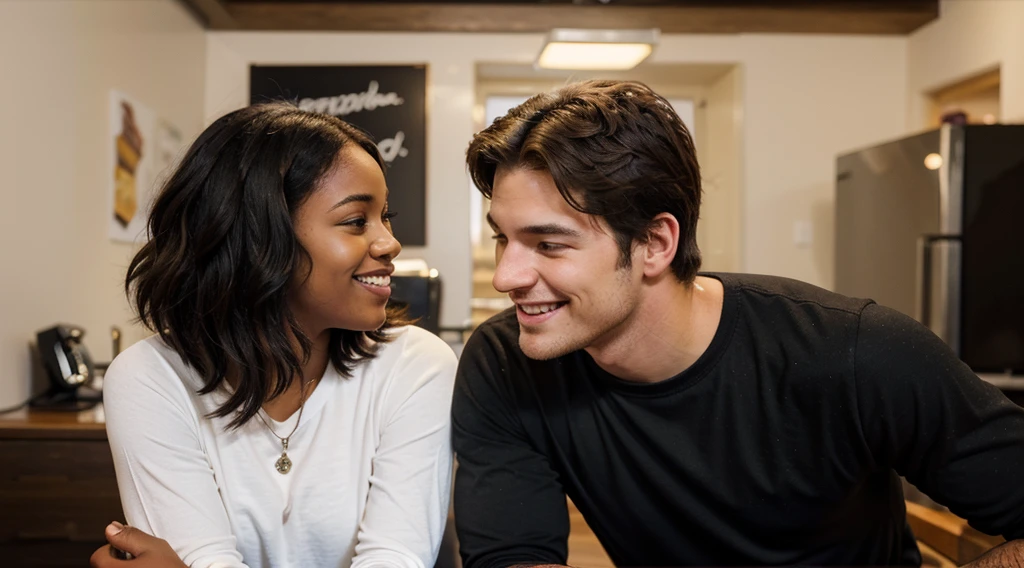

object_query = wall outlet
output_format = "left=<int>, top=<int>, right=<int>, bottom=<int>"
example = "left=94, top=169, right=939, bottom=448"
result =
left=793, top=220, right=813, bottom=248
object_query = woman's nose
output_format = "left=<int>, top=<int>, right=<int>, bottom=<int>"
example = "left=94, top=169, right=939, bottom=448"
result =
left=371, top=226, right=401, bottom=261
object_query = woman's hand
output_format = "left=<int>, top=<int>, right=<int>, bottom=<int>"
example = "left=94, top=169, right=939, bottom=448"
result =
left=90, top=522, right=187, bottom=567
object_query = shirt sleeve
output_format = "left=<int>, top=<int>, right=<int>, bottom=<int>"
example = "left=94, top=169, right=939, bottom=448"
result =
left=351, top=328, right=459, bottom=568
left=103, top=343, right=248, bottom=568
left=854, top=302, right=1024, bottom=540
left=452, top=324, right=570, bottom=568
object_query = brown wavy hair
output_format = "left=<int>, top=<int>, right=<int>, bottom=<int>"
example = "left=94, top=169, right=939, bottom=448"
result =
left=126, top=102, right=407, bottom=428
left=467, top=79, right=703, bottom=282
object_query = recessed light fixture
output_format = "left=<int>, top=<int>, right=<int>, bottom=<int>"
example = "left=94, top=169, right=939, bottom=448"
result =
left=536, top=28, right=660, bottom=71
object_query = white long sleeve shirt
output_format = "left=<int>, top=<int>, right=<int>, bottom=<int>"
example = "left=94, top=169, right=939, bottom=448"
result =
left=103, top=326, right=458, bottom=568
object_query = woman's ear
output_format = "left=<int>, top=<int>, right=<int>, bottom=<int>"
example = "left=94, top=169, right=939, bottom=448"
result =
left=641, top=213, right=680, bottom=278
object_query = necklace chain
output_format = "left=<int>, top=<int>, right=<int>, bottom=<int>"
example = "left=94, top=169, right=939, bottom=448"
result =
left=256, top=377, right=318, bottom=474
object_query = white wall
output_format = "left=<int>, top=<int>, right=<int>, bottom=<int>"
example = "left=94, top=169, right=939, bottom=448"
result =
left=0, top=0, right=206, bottom=408
left=908, top=0, right=1024, bottom=129
left=701, top=65, right=743, bottom=274
left=653, top=35, right=908, bottom=288
left=207, top=31, right=907, bottom=320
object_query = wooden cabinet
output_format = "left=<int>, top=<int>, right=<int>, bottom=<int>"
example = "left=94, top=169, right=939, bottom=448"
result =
left=0, top=408, right=123, bottom=567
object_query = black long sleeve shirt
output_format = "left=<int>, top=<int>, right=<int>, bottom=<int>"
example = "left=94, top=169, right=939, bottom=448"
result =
left=452, top=273, right=1024, bottom=567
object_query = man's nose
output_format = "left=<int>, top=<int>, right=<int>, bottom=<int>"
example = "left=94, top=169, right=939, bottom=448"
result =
left=492, top=244, right=536, bottom=294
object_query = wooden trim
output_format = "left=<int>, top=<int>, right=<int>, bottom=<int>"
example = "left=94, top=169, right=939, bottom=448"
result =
left=0, top=425, right=107, bottom=441
left=177, top=0, right=240, bottom=29
left=931, top=68, right=1001, bottom=105
left=905, top=501, right=1005, bottom=565
left=220, top=2, right=937, bottom=34
left=927, top=67, right=1000, bottom=127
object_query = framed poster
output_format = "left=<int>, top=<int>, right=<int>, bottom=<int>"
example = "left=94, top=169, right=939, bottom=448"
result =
left=108, top=91, right=183, bottom=243
left=250, top=65, right=427, bottom=246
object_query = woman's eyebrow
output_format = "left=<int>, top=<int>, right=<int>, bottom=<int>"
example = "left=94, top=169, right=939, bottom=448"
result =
left=328, top=193, right=374, bottom=212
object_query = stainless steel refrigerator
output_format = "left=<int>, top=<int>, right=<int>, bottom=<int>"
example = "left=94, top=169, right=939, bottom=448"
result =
left=835, top=124, right=1024, bottom=392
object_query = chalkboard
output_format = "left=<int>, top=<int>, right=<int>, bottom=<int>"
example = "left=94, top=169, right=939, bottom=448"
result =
left=250, top=65, right=427, bottom=246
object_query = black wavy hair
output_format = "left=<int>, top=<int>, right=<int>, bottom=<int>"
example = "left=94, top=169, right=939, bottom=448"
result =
left=467, top=80, right=702, bottom=282
left=126, top=102, right=405, bottom=428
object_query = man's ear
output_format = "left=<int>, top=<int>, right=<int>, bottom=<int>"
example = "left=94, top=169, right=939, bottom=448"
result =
left=640, top=213, right=680, bottom=278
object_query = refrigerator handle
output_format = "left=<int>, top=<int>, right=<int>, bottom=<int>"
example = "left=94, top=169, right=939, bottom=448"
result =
left=916, top=234, right=961, bottom=330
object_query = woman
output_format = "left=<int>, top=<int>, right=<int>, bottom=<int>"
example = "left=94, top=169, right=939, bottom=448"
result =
left=90, top=103, right=457, bottom=568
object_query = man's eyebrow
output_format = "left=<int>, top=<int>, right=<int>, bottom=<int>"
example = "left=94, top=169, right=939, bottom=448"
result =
left=521, top=223, right=582, bottom=238
left=486, top=213, right=581, bottom=238
left=328, top=193, right=374, bottom=212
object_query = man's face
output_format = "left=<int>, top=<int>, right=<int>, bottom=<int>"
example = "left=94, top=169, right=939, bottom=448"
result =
left=488, top=167, right=644, bottom=360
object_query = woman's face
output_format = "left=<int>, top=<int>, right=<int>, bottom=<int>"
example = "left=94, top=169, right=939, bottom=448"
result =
left=288, top=145, right=401, bottom=336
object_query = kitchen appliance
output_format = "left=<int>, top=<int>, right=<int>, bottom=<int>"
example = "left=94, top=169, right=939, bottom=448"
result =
left=835, top=124, right=1024, bottom=391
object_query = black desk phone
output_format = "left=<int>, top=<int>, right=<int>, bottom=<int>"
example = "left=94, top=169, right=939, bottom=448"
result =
left=34, top=324, right=102, bottom=410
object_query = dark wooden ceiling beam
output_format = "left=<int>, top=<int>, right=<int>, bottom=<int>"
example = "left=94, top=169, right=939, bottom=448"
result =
left=218, top=2, right=938, bottom=34
left=178, top=0, right=240, bottom=29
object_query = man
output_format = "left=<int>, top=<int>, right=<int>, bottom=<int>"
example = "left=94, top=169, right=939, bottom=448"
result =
left=453, top=80, right=1024, bottom=567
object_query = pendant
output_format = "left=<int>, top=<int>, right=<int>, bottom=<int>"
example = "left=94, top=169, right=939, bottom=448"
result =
left=275, top=453, right=292, bottom=474
left=275, top=438, right=292, bottom=474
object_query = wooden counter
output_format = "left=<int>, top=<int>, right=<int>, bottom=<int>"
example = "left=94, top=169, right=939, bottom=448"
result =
left=0, top=406, right=123, bottom=567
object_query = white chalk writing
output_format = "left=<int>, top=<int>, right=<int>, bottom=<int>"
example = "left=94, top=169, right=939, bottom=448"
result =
left=378, top=131, right=409, bottom=163
left=298, top=81, right=404, bottom=116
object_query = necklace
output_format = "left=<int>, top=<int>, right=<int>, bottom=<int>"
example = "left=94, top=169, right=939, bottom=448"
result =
left=256, top=377, right=318, bottom=475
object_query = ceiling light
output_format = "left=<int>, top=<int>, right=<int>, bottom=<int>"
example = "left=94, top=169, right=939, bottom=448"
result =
left=536, top=28, right=659, bottom=71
